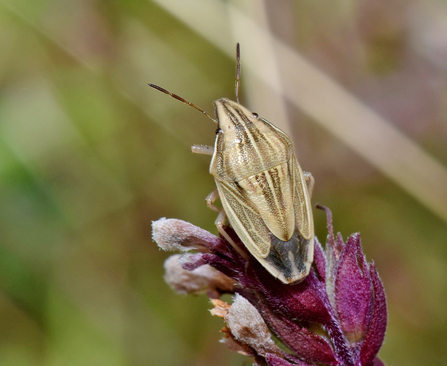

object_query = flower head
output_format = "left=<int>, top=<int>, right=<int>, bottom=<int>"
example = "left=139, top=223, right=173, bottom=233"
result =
left=152, top=206, right=387, bottom=366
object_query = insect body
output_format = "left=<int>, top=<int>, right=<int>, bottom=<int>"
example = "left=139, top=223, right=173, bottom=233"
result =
left=149, top=44, right=314, bottom=284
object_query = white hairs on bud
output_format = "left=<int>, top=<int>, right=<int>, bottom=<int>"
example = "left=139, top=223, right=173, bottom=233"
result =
left=164, top=255, right=234, bottom=297
left=226, top=294, right=281, bottom=356
left=152, top=218, right=221, bottom=252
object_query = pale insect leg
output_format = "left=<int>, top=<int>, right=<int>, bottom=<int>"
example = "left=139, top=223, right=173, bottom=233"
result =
left=191, top=144, right=214, bottom=155
left=205, top=189, right=250, bottom=260
left=303, top=171, right=315, bottom=198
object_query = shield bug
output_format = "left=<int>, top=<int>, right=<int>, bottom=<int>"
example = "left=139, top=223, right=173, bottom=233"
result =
left=149, top=44, right=314, bottom=284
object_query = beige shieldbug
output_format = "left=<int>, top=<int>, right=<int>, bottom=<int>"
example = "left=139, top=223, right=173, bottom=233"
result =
left=149, top=44, right=314, bottom=284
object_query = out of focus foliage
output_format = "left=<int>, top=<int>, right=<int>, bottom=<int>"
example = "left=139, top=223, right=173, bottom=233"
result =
left=0, top=1, right=446, bottom=365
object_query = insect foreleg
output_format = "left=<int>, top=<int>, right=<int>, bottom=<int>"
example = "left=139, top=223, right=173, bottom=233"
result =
left=303, top=171, right=315, bottom=198
left=191, top=144, right=214, bottom=156
left=205, top=189, right=249, bottom=260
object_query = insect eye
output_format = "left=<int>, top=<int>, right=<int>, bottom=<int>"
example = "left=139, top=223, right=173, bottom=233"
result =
left=252, top=112, right=259, bottom=118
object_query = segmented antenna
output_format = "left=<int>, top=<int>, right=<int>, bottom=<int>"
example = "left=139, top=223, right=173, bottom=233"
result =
left=235, top=43, right=241, bottom=104
left=148, top=83, right=217, bottom=123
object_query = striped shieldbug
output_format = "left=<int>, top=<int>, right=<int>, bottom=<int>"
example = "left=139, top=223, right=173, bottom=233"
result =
left=149, top=44, right=314, bottom=284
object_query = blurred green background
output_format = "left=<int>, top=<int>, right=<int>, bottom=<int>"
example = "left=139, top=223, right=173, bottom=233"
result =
left=1, top=1, right=447, bottom=365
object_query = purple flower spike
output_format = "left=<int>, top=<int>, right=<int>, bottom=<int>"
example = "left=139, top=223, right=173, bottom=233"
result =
left=152, top=207, right=387, bottom=366
left=334, top=233, right=373, bottom=344
left=360, top=264, right=388, bottom=366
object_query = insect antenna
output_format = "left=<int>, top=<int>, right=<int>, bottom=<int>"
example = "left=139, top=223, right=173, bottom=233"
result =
left=148, top=83, right=217, bottom=123
left=235, top=42, right=241, bottom=104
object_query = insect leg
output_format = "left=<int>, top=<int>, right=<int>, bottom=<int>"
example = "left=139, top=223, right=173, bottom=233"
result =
left=205, top=189, right=221, bottom=212
left=303, top=171, right=315, bottom=198
left=205, top=189, right=249, bottom=260
left=191, top=144, right=214, bottom=156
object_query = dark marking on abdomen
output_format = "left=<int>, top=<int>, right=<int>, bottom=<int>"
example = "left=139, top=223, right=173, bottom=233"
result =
left=265, top=228, right=309, bottom=281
